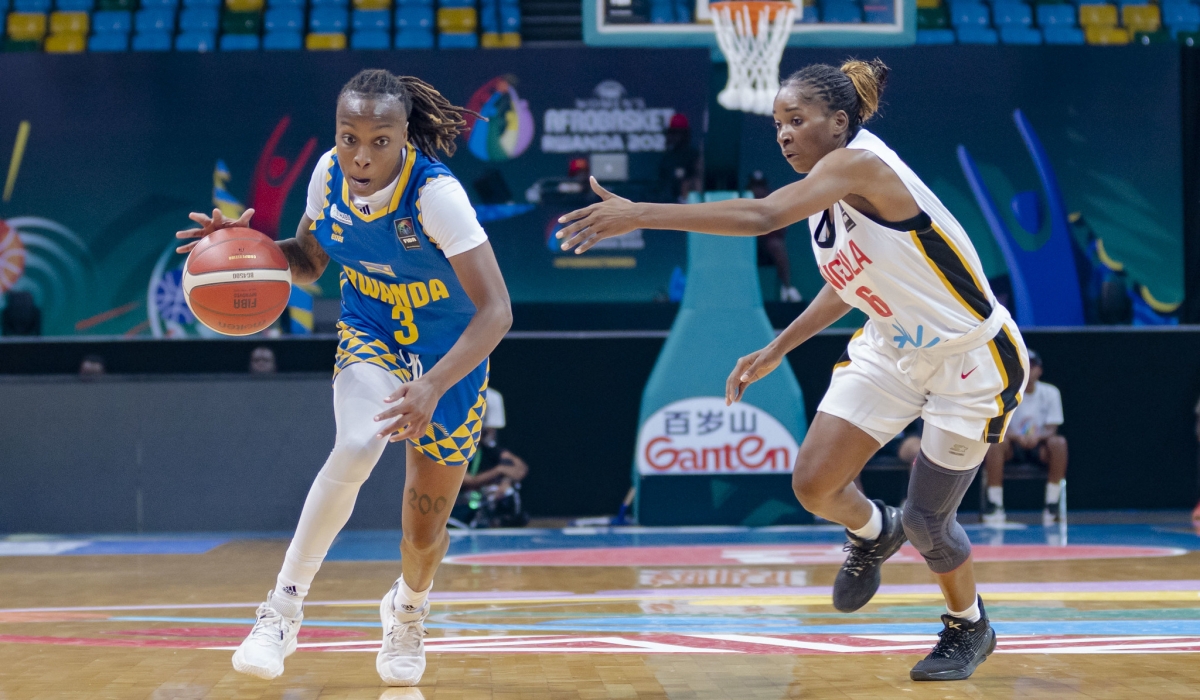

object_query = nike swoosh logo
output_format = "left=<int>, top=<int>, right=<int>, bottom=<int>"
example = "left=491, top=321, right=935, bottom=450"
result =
left=961, top=367, right=979, bottom=379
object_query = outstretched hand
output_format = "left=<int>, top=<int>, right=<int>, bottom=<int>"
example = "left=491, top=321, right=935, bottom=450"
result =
left=555, top=177, right=640, bottom=254
left=175, top=208, right=256, bottom=254
left=725, top=346, right=783, bottom=405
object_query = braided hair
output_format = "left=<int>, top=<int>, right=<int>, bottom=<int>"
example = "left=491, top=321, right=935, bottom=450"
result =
left=781, top=58, right=890, bottom=135
left=338, top=69, right=482, bottom=161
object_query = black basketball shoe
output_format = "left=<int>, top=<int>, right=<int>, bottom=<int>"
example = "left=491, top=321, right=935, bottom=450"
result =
left=831, top=500, right=907, bottom=613
left=910, top=597, right=997, bottom=681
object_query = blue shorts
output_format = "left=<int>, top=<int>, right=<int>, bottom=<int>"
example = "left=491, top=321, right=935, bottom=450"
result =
left=333, top=322, right=489, bottom=467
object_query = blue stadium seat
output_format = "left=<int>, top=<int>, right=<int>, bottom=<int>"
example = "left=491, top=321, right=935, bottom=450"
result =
left=822, top=1, right=862, bottom=22
left=179, top=6, right=218, bottom=30
left=353, top=8, right=390, bottom=28
left=394, top=4, right=432, bottom=27
left=182, top=0, right=220, bottom=7
left=799, top=3, right=818, bottom=21
left=136, top=8, right=175, bottom=31
left=92, top=9, right=132, bottom=32
left=1000, top=25, right=1041, bottom=41
left=310, top=0, right=348, bottom=6
left=499, top=2, right=517, bottom=29
left=956, top=25, right=998, bottom=41
left=393, top=26, right=433, bottom=45
left=267, top=0, right=303, bottom=7
left=13, top=0, right=50, bottom=12
left=916, top=27, right=956, bottom=41
left=673, top=0, right=690, bottom=21
left=479, top=0, right=498, bottom=30
left=220, top=32, right=259, bottom=48
left=351, top=28, right=390, bottom=46
left=395, top=0, right=433, bottom=6
left=55, top=0, right=93, bottom=11
left=139, top=0, right=178, bottom=8
left=1163, top=0, right=1200, bottom=28
left=950, top=1, right=989, bottom=26
left=437, top=29, right=476, bottom=46
left=649, top=0, right=674, bottom=21
left=265, top=6, right=302, bottom=30
left=88, top=32, right=129, bottom=49
left=175, top=28, right=216, bottom=49
left=309, top=6, right=348, bottom=30
left=992, top=1, right=1031, bottom=26
left=1036, top=3, right=1075, bottom=25
left=1042, top=25, right=1085, bottom=42
left=263, top=28, right=303, bottom=46
left=132, top=29, right=173, bottom=48
left=864, top=8, right=893, bottom=21
left=437, top=0, right=473, bottom=6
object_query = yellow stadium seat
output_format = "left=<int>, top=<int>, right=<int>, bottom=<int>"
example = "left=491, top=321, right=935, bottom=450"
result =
left=44, top=31, right=84, bottom=51
left=437, top=6, right=476, bottom=31
left=226, top=0, right=264, bottom=11
left=1078, top=3, right=1117, bottom=26
left=916, top=0, right=940, bottom=8
left=1122, top=4, right=1160, bottom=32
left=49, top=11, right=88, bottom=34
left=1085, top=25, right=1130, bottom=42
left=353, top=0, right=392, bottom=10
left=7, top=12, right=47, bottom=41
left=305, top=31, right=346, bottom=49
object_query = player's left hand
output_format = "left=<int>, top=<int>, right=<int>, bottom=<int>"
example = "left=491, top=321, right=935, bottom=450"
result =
left=375, top=378, right=443, bottom=443
left=556, top=177, right=639, bottom=254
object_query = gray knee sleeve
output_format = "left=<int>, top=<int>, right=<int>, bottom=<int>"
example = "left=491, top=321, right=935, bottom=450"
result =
left=902, top=451, right=978, bottom=574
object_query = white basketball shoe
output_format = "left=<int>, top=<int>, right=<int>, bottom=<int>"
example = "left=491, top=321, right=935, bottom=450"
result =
left=232, top=592, right=303, bottom=680
left=377, top=579, right=429, bottom=686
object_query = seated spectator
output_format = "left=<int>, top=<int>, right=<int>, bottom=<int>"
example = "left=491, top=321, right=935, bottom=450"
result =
left=983, top=350, right=1066, bottom=526
left=79, top=354, right=106, bottom=379
left=249, top=346, right=277, bottom=374
left=748, top=171, right=802, bottom=303
left=452, top=388, right=530, bottom=528
left=2, top=290, right=41, bottom=336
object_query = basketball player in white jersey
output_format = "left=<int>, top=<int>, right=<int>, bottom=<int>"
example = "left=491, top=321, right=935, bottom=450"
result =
left=556, top=59, right=1028, bottom=682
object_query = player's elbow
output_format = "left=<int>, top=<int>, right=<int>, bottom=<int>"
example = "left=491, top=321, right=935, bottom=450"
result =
left=489, top=297, right=513, bottom=335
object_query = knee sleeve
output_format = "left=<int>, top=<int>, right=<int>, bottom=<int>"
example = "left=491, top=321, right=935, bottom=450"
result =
left=902, top=450, right=978, bottom=574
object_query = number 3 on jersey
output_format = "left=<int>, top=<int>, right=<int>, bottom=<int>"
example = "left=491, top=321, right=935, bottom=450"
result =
left=855, top=286, right=893, bottom=317
left=392, top=304, right=419, bottom=344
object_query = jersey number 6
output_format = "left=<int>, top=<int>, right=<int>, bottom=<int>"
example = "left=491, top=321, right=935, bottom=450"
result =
left=392, top=304, right=420, bottom=344
left=855, top=286, right=893, bottom=317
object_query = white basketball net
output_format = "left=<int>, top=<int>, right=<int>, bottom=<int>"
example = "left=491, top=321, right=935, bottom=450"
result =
left=712, top=2, right=796, bottom=116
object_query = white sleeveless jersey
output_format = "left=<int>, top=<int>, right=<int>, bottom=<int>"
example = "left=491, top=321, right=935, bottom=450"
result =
left=808, top=128, right=997, bottom=351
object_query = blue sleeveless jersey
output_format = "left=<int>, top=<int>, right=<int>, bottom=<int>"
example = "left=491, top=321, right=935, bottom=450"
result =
left=310, top=146, right=477, bottom=357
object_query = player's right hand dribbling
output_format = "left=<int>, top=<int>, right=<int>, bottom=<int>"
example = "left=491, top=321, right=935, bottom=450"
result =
left=726, top=346, right=784, bottom=405
left=175, top=208, right=256, bottom=254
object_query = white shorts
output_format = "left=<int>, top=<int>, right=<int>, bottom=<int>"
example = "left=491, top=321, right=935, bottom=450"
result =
left=818, top=321, right=1029, bottom=446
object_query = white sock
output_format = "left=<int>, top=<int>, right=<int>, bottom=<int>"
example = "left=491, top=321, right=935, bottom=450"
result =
left=849, top=502, right=883, bottom=541
left=1045, top=481, right=1062, bottom=505
left=270, top=586, right=303, bottom=618
left=948, top=597, right=981, bottom=623
left=987, top=486, right=1004, bottom=508
left=393, top=576, right=430, bottom=614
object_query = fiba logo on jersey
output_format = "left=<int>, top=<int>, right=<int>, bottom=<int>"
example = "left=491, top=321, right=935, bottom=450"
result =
left=636, top=397, right=799, bottom=475
left=395, top=218, right=421, bottom=251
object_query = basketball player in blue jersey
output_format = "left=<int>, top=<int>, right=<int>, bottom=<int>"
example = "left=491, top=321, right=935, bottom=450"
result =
left=557, top=60, right=1028, bottom=682
left=176, top=69, right=512, bottom=686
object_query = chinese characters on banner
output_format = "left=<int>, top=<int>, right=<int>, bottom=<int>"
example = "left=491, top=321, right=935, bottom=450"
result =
left=636, top=397, right=800, bottom=475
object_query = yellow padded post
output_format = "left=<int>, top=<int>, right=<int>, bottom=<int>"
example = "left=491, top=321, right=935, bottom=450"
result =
left=1121, top=4, right=1160, bottom=32
left=1085, top=25, right=1129, bottom=42
left=44, top=31, right=85, bottom=51
left=305, top=31, right=347, bottom=49
left=437, top=6, right=476, bottom=31
left=7, top=12, right=48, bottom=40
left=1078, top=3, right=1117, bottom=26
left=49, top=11, right=88, bottom=34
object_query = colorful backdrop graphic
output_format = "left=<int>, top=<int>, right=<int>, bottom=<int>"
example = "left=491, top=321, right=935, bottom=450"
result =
left=0, top=48, right=1184, bottom=335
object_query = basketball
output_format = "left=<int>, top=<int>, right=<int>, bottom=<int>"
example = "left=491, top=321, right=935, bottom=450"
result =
left=182, top=227, right=292, bottom=336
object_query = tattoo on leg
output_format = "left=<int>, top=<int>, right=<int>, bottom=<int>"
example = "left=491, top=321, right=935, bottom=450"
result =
left=434, top=497, right=446, bottom=514
left=418, top=494, right=432, bottom=515
left=407, top=488, right=417, bottom=509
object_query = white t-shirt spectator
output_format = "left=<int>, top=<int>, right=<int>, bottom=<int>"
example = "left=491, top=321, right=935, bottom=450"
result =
left=1009, top=382, right=1063, bottom=438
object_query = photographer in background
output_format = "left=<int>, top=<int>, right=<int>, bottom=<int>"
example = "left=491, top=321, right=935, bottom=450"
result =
left=451, top=388, right=530, bottom=528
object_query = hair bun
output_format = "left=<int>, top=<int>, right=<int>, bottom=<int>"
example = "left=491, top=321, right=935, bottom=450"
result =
left=840, top=58, right=889, bottom=124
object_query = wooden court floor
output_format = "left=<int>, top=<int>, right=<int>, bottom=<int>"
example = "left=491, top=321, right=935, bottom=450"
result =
left=2, top=528, right=1200, bottom=699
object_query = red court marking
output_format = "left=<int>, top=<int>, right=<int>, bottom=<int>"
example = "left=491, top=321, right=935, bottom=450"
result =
left=444, top=544, right=1183, bottom=567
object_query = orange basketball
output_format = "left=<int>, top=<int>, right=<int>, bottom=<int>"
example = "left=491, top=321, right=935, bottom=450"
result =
left=183, top=227, right=292, bottom=336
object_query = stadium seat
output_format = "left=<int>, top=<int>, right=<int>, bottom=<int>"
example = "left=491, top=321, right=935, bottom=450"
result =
left=394, top=4, right=431, bottom=27
left=1077, top=3, right=1117, bottom=27
left=1036, top=3, right=1075, bottom=26
left=674, top=0, right=690, bottom=21
left=949, top=1, right=988, bottom=25
left=480, top=28, right=517, bottom=44
left=262, top=27, right=301, bottom=45
left=1042, top=24, right=1085, bottom=40
left=1000, top=24, right=1041, bottom=40
left=351, top=27, right=389, bottom=45
left=179, top=6, right=218, bottom=29
left=992, top=1, right=1031, bottom=26
left=305, top=30, right=347, bottom=47
left=353, top=0, right=391, bottom=9
left=310, top=0, right=348, bottom=6
left=956, top=25, right=998, bottom=40
left=479, top=0, right=497, bottom=30
left=139, top=0, right=178, bottom=8
left=182, top=0, right=221, bottom=6
left=48, top=9, right=85, bottom=30
left=438, top=0, right=472, bottom=6
left=353, top=7, right=389, bottom=28
left=917, top=5, right=948, bottom=26
left=916, top=0, right=937, bottom=6
left=309, top=5, right=348, bottom=29
left=267, top=0, right=303, bottom=7
left=226, top=0, right=262, bottom=9
left=393, top=25, right=432, bottom=44
left=649, top=0, right=674, bottom=21
left=396, top=0, right=432, bottom=6
left=6, top=10, right=45, bottom=38
left=499, top=1, right=517, bottom=29
left=863, top=2, right=893, bottom=22
left=54, top=0, right=93, bottom=11
left=437, top=28, right=475, bottom=45
left=43, top=29, right=82, bottom=49
left=220, top=31, right=259, bottom=47
left=131, top=28, right=172, bottom=47
left=1084, top=24, right=1128, bottom=40
left=136, top=8, right=175, bottom=30
left=265, top=6, right=301, bottom=29
left=916, top=27, right=956, bottom=40
left=799, top=3, right=818, bottom=20
left=175, top=28, right=215, bottom=47
left=13, top=0, right=49, bottom=12
left=223, top=10, right=261, bottom=32
left=1121, top=4, right=1160, bottom=32
left=437, top=5, right=475, bottom=29
left=96, top=0, right=134, bottom=11
left=90, top=31, right=129, bottom=47
left=1162, top=0, right=1200, bottom=28
left=91, top=9, right=131, bottom=31
left=822, top=0, right=861, bottom=21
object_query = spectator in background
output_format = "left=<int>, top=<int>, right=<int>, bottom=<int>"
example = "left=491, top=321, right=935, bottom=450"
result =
left=983, top=350, right=1067, bottom=527
left=657, top=114, right=701, bottom=204
left=1193, top=397, right=1200, bottom=521
left=748, top=171, right=802, bottom=303
left=249, top=346, right=277, bottom=374
left=79, top=354, right=105, bottom=378
left=1, top=290, right=41, bottom=336
left=452, top=388, right=530, bottom=528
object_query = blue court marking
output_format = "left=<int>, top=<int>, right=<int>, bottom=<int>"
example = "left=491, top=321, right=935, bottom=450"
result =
left=325, top=524, right=1200, bottom=562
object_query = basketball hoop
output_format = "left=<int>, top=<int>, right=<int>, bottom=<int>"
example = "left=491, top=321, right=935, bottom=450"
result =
left=710, top=1, right=796, bottom=116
